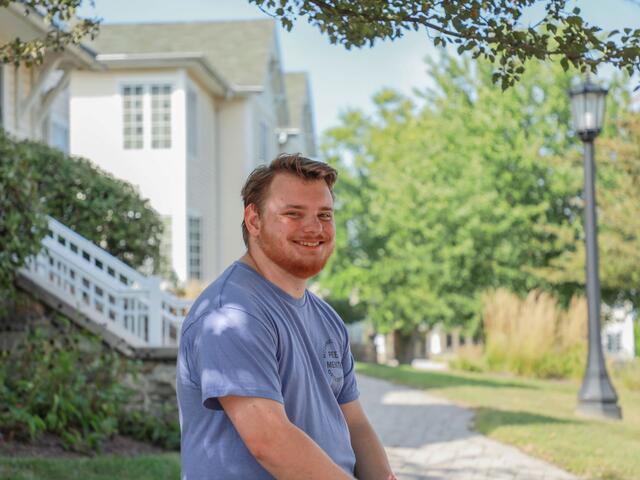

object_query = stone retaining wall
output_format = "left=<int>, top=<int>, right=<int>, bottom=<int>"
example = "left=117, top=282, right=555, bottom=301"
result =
left=1, top=290, right=178, bottom=415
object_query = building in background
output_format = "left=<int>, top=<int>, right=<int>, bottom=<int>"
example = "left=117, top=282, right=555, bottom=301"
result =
left=602, top=303, right=636, bottom=360
left=68, top=19, right=316, bottom=284
left=279, top=72, right=316, bottom=154
left=0, top=4, right=98, bottom=149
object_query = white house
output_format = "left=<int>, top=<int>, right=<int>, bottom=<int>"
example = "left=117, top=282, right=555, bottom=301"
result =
left=0, top=4, right=98, bottom=149
left=603, top=303, right=636, bottom=360
left=67, top=20, right=317, bottom=285
left=280, top=72, right=316, bottom=154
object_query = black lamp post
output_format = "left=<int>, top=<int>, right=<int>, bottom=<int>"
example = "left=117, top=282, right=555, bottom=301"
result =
left=569, top=79, right=622, bottom=420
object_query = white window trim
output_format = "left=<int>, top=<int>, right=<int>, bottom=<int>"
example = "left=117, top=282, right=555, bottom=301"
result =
left=120, top=82, right=146, bottom=150
left=150, top=83, right=172, bottom=149
left=118, top=79, right=175, bottom=151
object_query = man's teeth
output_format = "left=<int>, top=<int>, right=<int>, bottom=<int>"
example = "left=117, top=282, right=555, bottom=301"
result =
left=298, top=241, right=320, bottom=247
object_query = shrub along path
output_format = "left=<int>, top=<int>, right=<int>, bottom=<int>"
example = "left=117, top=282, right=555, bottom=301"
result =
left=358, top=363, right=640, bottom=480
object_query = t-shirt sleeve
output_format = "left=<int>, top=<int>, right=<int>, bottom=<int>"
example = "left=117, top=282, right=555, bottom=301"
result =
left=195, top=306, right=283, bottom=410
left=337, top=336, right=360, bottom=404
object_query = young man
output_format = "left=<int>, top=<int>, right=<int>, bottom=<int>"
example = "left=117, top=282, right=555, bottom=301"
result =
left=177, top=154, right=396, bottom=479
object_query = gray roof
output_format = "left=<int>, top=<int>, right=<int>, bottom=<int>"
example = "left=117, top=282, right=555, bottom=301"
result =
left=284, top=72, right=309, bottom=129
left=89, top=19, right=276, bottom=87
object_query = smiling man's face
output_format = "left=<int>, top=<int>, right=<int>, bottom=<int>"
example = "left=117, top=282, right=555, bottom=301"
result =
left=252, top=172, right=335, bottom=279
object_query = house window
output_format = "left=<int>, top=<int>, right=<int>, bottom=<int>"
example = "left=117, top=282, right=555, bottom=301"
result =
left=187, top=88, right=198, bottom=157
left=122, top=85, right=144, bottom=149
left=188, top=215, right=202, bottom=280
left=607, top=333, right=622, bottom=354
left=151, top=84, right=172, bottom=149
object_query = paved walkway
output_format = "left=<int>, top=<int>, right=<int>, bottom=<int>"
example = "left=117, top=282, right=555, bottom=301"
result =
left=357, top=374, right=578, bottom=480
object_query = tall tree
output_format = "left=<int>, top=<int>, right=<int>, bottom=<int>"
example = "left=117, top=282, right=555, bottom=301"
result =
left=318, top=55, right=621, bottom=362
left=251, top=0, right=640, bottom=88
left=538, top=106, right=640, bottom=305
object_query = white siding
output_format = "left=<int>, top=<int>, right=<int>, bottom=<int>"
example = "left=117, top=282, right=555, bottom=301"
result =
left=218, top=98, right=253, bottom=268
left=185, top=75, right=218, bottom=282
left=251, top=59, right=280, bottom=167
left=69, top=68, right=189, bottom=281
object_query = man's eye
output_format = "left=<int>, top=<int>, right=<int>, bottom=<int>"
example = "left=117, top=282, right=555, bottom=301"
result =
left=319, top=213, right=333, bottom=220
left=285, top=212, right=300, bottom=218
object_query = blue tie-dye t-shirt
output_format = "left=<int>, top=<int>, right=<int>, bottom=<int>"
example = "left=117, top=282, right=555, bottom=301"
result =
left=176, top=261, right=359, bottom=479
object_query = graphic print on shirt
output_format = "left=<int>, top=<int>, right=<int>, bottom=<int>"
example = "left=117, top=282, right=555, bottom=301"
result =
left=322, top=338, right=344, bottom=396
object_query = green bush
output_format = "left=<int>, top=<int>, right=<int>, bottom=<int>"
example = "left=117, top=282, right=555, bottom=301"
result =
left=0, top=131, right=48, bottom=304
left=0, top=129, right=165, bottom=293
left=118, top=406, right=180, bottom=451
left=13, top=132, right=164, bottom=271
left=0, top=319, right=179, bottom=452
left=610, top=358, right=640, bottom=391
left=449, top=355, right=486, bottom=373
left=528, top=345, right=586, bottom=379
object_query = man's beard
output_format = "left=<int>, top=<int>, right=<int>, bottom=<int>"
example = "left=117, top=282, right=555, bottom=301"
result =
left=256, top=226, right=334, bottom=280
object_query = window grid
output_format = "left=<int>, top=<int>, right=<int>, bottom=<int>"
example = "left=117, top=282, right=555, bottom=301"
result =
left=151, top=84, right=172, bottom=149
left=188, top=216, right=202, bottom=280
left=607, top=333, right=622, bottom=353
left=122, top=85, right=144, bottom=149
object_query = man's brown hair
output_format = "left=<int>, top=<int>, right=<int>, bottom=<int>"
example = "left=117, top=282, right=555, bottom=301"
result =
left=241, top=153, right=338, bottom=247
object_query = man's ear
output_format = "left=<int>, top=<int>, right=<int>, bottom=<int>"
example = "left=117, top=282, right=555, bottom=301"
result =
left=244, top=204, right=261, bottom=238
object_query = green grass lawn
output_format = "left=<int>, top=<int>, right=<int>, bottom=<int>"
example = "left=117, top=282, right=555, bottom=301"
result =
left=0, top=454, right=180, bottom=480
left=356, top=362, right=640, bottom=480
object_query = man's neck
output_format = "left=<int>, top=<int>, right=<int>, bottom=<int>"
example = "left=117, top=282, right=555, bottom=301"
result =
left=240, top=251, right=307, bottom=299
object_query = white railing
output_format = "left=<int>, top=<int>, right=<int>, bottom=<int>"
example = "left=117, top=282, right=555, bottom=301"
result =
left=19, top=216, right=192, bottom=348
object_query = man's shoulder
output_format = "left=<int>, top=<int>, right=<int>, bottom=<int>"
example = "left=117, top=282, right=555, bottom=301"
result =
left=307, top=291, right=348, bottom=331
left=307, top=290, right=340, bottom=315
left=181, top=262, right=271, bottom=335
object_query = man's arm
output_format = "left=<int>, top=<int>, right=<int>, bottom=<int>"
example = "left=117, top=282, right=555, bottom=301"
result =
left=220, top=395, right=354, bottom=480
left=340, top=399, right=396, bottom=480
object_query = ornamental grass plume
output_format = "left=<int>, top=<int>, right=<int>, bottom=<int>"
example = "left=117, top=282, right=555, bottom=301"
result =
left=481, top=289, right=587, bottom=379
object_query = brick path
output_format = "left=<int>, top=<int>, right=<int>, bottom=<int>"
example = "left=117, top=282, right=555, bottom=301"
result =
left=357, top=374, right=579, bottom=480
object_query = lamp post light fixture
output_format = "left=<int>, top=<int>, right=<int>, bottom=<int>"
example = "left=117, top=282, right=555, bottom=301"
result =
left=569, top=79, right=622, bottom=420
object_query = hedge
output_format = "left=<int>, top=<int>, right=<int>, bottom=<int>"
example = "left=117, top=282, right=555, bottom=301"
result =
left=0, top=129, right=165, bottom=303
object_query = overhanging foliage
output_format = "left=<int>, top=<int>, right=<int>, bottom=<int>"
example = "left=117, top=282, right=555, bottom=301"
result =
left=251, top=0, right=640, bottom=89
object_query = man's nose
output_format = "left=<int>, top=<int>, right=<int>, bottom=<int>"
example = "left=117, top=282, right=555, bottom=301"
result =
left=302, top=215, right=322, bottom=233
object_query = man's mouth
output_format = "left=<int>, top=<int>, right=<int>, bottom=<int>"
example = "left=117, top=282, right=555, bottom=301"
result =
left=294, top=240, right=323, bottom=248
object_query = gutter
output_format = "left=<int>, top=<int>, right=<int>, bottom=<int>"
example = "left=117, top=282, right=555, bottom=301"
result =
left=96, top=52, right=233, bottom=98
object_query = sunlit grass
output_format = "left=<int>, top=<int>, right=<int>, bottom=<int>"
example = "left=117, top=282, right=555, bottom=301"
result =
left=357, top=362, right=640, bottom=480
left=0, top=454, right=180, bottom=480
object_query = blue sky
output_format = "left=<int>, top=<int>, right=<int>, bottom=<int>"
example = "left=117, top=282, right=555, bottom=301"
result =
left=79, top=0, right=639, bottom=138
